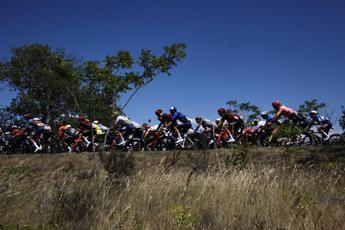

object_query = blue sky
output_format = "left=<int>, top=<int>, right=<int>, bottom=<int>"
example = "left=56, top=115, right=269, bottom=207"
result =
left=1, top=0, right=344, bottom=125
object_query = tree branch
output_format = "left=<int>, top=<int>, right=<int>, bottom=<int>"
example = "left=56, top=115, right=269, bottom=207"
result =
left=120, top=73, right=160, bottom=110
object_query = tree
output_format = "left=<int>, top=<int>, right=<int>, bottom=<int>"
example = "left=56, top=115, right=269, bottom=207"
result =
left=0, top=107, right=16, bottom=128
left=0, top=43, right=186, bottom=125
left=340, top=106, right=345, bottom=132
left=298, top=99, right=326, bottom=116
left=226, top=100, right=261, bottom=123
left=77, top=43, right=186, bottom=124
left=0, top=44, right=80, bottom=123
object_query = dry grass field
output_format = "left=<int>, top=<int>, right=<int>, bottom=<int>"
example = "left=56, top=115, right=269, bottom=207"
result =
left=0, top=146, right=345, bottom=229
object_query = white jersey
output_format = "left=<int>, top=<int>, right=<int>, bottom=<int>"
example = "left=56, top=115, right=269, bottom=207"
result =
left=99, top=124, right=109, bottom=132
left=115, top=116, right=141, bottom=128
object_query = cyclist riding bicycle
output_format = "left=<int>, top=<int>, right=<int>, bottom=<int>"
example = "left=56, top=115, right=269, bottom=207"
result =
left=76, top=115, right=92, bottom=147
left=166, top=107, right=192, bottom=143
left=217, top=108, right=244, bottom=142
left=112, top=111, right=141, bottom=145
left=155, top=109, right=173, bottom=130
left=194, top=117, right=217, bottom=145
left=309, top=110, right=332, bottom=138
left=266, top=100, right=305, bottom=127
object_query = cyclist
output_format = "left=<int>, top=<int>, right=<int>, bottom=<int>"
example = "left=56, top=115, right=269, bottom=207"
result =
left=76, top=115, right=92, bottom=147
left=194, top=117, right=216, bottom=145
left=167, top=107, right=192, bottom=143
left=112, top=111, right=141, bottom=145
left=309, top=110, right=332, bottom=138
left=268, top=100, right=303, bottom=126
left=216, top=108, right=244, bottom=142
left=261, top=112, right=273, bottom=124
left=155, top=109, right=173, bottom=130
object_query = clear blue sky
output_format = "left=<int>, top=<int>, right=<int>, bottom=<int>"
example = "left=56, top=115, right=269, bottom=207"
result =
left=1, top=0, right=344, bottom=125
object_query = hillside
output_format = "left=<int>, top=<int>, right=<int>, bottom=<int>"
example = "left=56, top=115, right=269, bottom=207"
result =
left=1, top=146, right=345, bottom=229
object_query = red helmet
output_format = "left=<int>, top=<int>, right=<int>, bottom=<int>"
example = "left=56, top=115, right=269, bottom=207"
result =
left=272, top=100, right=282, bottom=108
left=155, top=109, right=163, bottom=116
left=217, top=108, right=226, bottom=114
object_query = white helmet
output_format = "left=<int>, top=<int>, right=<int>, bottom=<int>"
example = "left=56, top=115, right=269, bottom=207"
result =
left=261, top=112, right=268, bottom=116
left=309, top=110, right=318, bottom=115
left=112, top=111, right=121, bottom=117
left=33, top=118, right=41, bottom=121
left=93, top=120, right=99, bottom=124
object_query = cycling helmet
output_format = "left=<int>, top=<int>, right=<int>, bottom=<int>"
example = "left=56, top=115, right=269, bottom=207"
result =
left=155, top=109, right=163, bottom=116
left=195, top=117, right=202, bottom=123
left=93, top=120, right=99, bottom=124
left=309, top=110, right=318, bottom=115
left=217, top=108, right=226, bottom=115
left=33, top=118, right=41, bottom=122
left=272, top=100, right=282, bottom=108
left=143, top=123, right=150, bottom=129
left=170, top=107, right=177, bottom=114
left=112, top=111, right=121, bottom=117
left=260, top=112, right=268, bottom=118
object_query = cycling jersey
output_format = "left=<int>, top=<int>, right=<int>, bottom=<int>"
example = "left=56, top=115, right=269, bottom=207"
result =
left=159, top=113, right=172, bottom=124
left=264, top=114, right=274, bottom=125
left=92, top=123, right=104, bottom=135
left=58, top=125, right=71, bottom=140
left=172, top=112, right=190, bottom=125
left=312, top=115, right=331, bottom=125
left=277, top=105, right=296, bottom=118
left=195, top=119, right=215, bottom=132
left=79, top=118, right=92, bottom=130
left=115, top=115, right=141, bottom=129
left=221, top=112, right=242, bottom=123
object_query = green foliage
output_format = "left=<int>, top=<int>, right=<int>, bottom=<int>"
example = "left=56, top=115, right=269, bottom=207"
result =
left=0, top=44, right=80, bottom=123
left=231, top=144, right=251, bottom=168
left=298, top=99, right=326, bottom=116
left=170, top=204, right=194, bottom=229
left=226, top=100, right=261, bottom=123
left=293, top=191, right=315, bottom=217
left=284, top=146, right=307, bottom=155
left=0, top=107, right=15, bottom=127
left=274, top=123, right=303, bottom=139
left=8, top=165, right=30, bottom=176
left=339, top=106, right=345, bottom=132
left=0, top=43, right=186, bottom=125
left=99, top=151, right=135, bottom=179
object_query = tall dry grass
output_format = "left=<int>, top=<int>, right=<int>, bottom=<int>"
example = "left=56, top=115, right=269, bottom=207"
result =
left=0, top=150, right=344, bottom=229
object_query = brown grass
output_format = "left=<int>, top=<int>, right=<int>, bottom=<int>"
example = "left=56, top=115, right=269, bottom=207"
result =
left=0, top=147, right=345, bottom=229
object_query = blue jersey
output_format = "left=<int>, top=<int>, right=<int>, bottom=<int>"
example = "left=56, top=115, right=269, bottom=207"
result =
left=172, top=112, right=190, bottom=124
left=265, top=114, right=274, bottom=124
left=312, top=115, right=331, bottom=125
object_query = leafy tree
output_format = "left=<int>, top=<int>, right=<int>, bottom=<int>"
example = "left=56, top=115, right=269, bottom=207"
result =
left=226, top=100, right=261, bottom=123
left=298, top=99, right=326, bottom=116
left=77, top=44, right=186, bottom=124
left=0, top=44, right=80, bottom=123
left=0, top=43, right=186, bottom=125
left=0, top=107, right=16, bottom=128
left=340, top=106, right=345, bottom=132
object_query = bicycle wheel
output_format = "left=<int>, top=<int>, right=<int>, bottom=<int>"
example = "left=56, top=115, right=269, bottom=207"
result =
left=291, top=133, right=313, bottom=146
left=327, top=134, right=345, bottom=144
